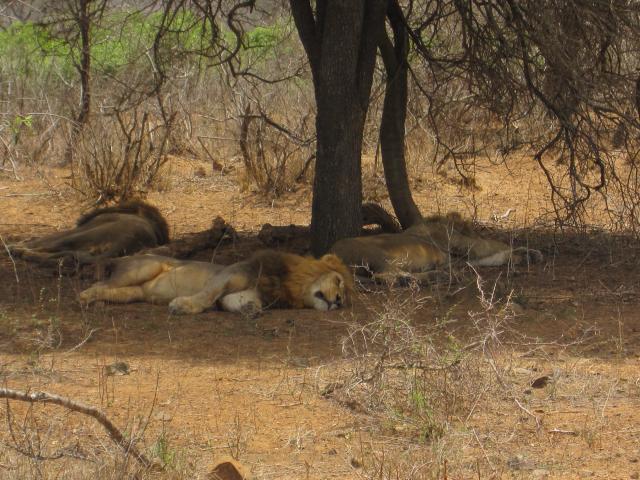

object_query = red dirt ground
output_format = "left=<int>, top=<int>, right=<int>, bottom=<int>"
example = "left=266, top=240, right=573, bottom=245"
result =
left=1, top=157, right=640, bottom=479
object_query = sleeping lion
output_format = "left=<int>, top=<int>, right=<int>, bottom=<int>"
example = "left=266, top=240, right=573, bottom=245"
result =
left=11, top=201, right=169, bottom=266
left=332, top=212, right=543, bottom=283
left=80, top=250, right=353, bottom=315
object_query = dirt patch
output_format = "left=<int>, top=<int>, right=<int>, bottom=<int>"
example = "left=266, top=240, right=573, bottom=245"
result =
left=2, top=157, right=640, bottom=479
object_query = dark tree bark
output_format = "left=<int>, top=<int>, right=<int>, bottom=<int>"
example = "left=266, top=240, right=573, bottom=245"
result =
left=291, top=0, right=387, bottom=255
left=60, top=0, right=106, bottom=166
left=76, top=0, right=92, bottom=130
left=378, top=0, right=422, bottom=228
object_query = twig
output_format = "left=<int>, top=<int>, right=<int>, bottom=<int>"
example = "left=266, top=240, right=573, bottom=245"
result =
left=549, top=428, right=577, bottom=435
left=0, top=388, right=155, bottom=470
left=0, top=234, right=19, bottom=283
left=196, top=136, right=224, bottom=171
left=384, top=361, right=459, bottom=371
left=514, top=397, right=541, bottom=430
left=0, top=136, right=22, bottom=181
left=2, top=192, right=54, bottom=197
left=63, top=328, right=100, bottom=355
left=471, top=428, right=495, bottom=471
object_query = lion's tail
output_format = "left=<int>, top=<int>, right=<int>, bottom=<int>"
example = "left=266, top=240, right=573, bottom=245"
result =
left=361, top=203, right=402, bottom=233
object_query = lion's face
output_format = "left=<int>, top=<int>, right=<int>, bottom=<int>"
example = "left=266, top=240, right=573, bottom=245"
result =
left=303, top=271, right=347, bottom=311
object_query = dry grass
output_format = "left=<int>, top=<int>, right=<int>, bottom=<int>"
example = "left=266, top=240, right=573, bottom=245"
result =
left=2, top=157, right=640, bottom=478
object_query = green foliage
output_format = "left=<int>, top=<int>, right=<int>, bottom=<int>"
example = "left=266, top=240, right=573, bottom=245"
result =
left=9, top=114, right=33, bottom=144
left=243, top=22, right=289, bottom=62
left=408, top=379, right=446, bottom=442
left=0, top=12, right=293, bottom=82
left=0, top=21, right=72, bottom=80
left=90, top=11, right=155, bottom=75
left=152, top=430, right=176, bottom=467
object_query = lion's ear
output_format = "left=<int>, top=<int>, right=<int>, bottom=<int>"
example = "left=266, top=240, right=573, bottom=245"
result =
left=320, top=254, right=343, bottom=268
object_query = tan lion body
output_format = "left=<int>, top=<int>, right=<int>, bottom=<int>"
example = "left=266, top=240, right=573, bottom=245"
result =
left=80, top=250, right=353, bottom=315
left=11, top=201, right=169, bottom=266
left=332, top=212, right=542, bottom=282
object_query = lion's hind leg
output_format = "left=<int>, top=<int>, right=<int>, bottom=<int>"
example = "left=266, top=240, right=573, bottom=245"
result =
left=468, top=250, right=513, bottom=267
left=105, top=256, right=172, bottom=287
left=469, top=247, right=543, bottom=267
left=79, top=285, right=145, bottom=305
left=80, top=256, right=173, bottom=305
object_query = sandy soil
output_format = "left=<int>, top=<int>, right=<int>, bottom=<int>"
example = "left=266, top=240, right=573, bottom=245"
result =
left=1, top=156, right=640, bottom=479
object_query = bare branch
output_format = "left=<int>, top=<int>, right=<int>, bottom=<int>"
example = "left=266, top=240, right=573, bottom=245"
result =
left=0, top=388, right=155, bottom=470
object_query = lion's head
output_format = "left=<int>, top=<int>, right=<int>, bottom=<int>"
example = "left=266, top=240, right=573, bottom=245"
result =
left=284, top=253, right=353, bottom=310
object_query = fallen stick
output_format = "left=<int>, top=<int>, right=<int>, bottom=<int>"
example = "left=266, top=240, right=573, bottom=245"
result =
left=142, top=216, right=236, bottom=258
left=2, top=192, right=54, bottom=197
left=0, top=387, right=154, bottom=470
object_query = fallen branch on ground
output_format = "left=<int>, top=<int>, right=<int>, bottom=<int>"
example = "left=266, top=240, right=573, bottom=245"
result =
left=143, top=216, right=236, bottom=258
left=0, top=387, right=154, bottom=470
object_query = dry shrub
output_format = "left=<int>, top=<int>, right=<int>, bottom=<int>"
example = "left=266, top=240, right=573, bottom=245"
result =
left=72, top=110, right=173, bottom=202
left=238, top=105, right=315, bottom=197
left=330, top=273, right=554, bottom=478
left=338, top=281, right=485, bottom=443
left=0, top=125, right=22, bottom=180
left=0, top=399, right=151, bottom=479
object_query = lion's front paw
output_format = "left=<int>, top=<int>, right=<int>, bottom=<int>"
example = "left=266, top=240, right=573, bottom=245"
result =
left=78, top=288, right=95, bottom=306
left=168, top=297, right=203, bottom=315
left=239, top=302, right=262, bottom=320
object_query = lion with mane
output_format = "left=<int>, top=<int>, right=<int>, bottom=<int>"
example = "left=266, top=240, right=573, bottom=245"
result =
left=80, top=250, right=353, bottom=315
left=11, top=201, right=169, bottom=266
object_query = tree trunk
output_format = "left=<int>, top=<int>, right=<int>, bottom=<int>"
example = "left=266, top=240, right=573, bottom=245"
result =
left=63, top=0, right=92, bottom=166
left=77, top=0, right=92, bottom=128
left=291, top=0, right=386, bottom=255
left=378, top=0, right=422, bottom=228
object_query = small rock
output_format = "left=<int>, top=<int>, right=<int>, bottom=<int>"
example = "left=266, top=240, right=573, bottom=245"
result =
left=320, top=382, right=343, bottom=397
left=630, top=473, right=639, bottom=480
left=261, top=327, right=279, bottom=338
left=531, top=375, right=551, bottom=388
left=507, top=455, right=525, bottom=470
left=288, top=356, right=310, bottom=368
left=326, top=448, right=337, bottom=455
left=350, top=457, right=362, bottom=468
left=532, top=469, right=550, bottom=478
left=153, top=411, right=172, bottom=422
left=104, top=361, right=129, bottom=376
left=208, top=458, right=248, bottom=480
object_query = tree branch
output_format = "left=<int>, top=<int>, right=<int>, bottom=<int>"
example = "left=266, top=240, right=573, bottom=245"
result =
left=289, top=0, right=319, bottom=80
left=0, top=388, right=155, bottom=470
